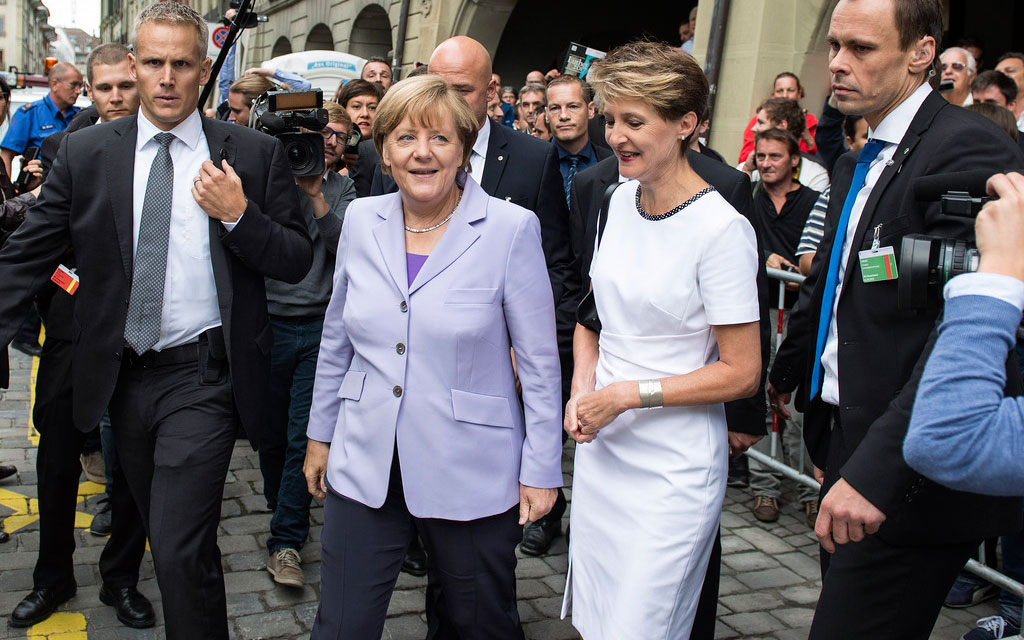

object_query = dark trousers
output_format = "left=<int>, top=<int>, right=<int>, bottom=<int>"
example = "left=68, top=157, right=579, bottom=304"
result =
left=809, top=413, right=975, bottom=639
left=108, top=351, right=237, bottom=640
left=688, top=530, right=722, bottom=640
left=31, top=338, right=146, bottom=591
left=259, top=316, right=321, bottom=553
left=313, top=454, right=524, bottom=640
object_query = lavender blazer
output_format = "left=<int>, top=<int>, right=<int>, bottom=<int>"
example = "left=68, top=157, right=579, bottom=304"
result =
left=306, top=174, right=564, bottom=521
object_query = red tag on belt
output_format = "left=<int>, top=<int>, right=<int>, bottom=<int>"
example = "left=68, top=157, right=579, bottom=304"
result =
left=50, top=264, right=79, bottom=295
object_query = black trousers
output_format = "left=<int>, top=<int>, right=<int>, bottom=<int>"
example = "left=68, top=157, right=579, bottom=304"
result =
left=108, top=350, right=237, bottom=640
left=313, top=454, right=524, bottom=640
left=32, top=338, right=146, bottom=591
left=809, top=412, right=976, bottom=639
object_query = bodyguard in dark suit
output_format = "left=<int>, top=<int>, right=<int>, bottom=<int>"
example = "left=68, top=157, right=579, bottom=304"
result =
left=0, top=5, right=311, bottom=638
left=569, top=151, right=771, bottom=640
left=767, top=1, right=1024, bottom=637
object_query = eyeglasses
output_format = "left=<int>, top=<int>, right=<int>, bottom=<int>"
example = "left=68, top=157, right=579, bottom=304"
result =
left=321, top=129, right=342, bottom=141
left=941, top=62, right=966, bottom=73
left=60, top=80, right=84, bottom=90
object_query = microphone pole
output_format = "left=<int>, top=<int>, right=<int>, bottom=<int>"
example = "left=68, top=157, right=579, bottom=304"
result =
left=198, top=0, right=256, bottom=110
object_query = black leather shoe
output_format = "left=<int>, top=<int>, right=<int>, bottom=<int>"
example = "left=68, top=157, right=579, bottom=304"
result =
left=9, top=583, right=76, bottom=627
left=520, top=517, right=561, bottom=556
left=401, top=538, right=427, bottom=577
left=99, top=585, right=155, bottom=629
left=89, top=499, right=112, bottom=536
left=11, top=341, right=42, bottom=358
left=0, top=464, right=16, bottom=481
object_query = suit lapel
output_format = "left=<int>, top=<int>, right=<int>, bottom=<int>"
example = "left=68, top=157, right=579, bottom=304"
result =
left=106, top=116, right=138, bottom=281
left=480, top=123, right=508, bottom=195
left=202, top=117, right=235, bottom=311
left=409, top=175, right=484, bottom=295
left=372, top=194, right=410, bottom=296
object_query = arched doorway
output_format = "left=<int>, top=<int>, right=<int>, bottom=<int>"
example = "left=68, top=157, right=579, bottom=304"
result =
left=349, top=4, right=392, bottom=59
left=271, top=36, right=293, bottom=58
left=306, top=23, right=335, bottom=51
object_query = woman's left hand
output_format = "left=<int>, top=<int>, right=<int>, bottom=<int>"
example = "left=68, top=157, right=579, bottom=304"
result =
left=576, top=382, right=632, bottom=437
left=519, top=484, right=557, bottom=524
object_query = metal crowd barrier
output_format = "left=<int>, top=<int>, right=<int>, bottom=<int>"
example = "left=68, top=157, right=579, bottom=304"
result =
left=756, top=267, right=1024, bottom=635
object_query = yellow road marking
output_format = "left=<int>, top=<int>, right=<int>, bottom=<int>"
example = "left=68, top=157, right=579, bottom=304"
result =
left=27, top=611, right=87, bottom=638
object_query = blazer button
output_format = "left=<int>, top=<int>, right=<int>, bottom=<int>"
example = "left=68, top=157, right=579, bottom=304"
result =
left=400, top=301, right=408, bottom=312
left=393, top=385, right=403, bottom=397
left=396, top=343, right=406, bottom=355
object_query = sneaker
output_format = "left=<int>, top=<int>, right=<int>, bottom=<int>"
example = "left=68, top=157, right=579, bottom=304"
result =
left=267, top=548, right=305, bottom=587
left=80, top=452, right=105, bottom=485
left=803, top=500, right=819, bottom=529
left=727, top=455, right=749, bottom=488
left=962, top=615, right=1022, bottom=640
left=946, top=579, right=998, bottom=608
left=752, top=495, right=779, bottom=522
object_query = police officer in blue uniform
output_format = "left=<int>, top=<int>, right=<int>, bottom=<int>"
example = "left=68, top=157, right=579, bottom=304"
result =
left=1, top=62, right=82, bottom=177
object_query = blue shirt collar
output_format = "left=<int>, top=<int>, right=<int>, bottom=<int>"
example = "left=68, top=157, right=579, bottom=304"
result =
left=554, top=139, right=597, bottom=164
left=43, top=93, right=80, bottom=121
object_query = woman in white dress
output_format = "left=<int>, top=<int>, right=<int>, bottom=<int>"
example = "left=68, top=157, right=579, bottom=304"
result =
left=561, top=42, right=763, bottom=639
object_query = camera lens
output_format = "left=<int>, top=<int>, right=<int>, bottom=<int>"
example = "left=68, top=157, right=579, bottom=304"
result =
left=287, top=142, right=311, bottom=169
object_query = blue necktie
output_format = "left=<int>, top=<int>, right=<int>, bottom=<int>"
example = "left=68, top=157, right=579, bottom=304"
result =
left=565, top=155, right=580, bottom=207
left=809, top=139, right=886, bottom=399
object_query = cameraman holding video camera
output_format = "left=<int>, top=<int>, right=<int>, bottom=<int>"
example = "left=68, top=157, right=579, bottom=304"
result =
left=905, top=171, right=1024, bottom=495
left=231, top=87, right=356, bottom=587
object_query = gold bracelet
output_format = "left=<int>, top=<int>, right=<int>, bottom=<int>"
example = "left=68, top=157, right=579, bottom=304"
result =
left=638, top=379, right=664, bottom=409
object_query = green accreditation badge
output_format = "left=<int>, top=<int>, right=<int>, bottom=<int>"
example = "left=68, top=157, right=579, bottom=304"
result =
left=859, top=246, right=898, bottom=283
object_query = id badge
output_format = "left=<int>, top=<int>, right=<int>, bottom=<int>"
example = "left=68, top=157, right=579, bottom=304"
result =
left=859, top=246, right=898, bottom=283
left=50, top=264, right=79, bottom=295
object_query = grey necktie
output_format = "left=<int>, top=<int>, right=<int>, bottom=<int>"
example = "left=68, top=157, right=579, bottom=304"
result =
left=124, top=132, right=176, bottom=354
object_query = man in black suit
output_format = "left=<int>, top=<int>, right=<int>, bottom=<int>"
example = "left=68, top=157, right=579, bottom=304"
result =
left=767, top=0, right=1024, bottom=637
left=0, top=4, right=312, bottom=638
left=570, top=149, right=771, bottom=640
left=368, top=36, right=577, bottom=559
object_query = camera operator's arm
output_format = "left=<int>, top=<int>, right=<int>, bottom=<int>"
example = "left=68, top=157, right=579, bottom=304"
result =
left=243, top=67, right=311, bottom=92
left=294, top=173, right=356, bottom=256
left=904, top=172, right=1024, bottom=497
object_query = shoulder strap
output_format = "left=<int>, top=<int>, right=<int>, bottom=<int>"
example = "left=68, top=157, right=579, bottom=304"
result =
left=595, top=181, right=621, bottom=250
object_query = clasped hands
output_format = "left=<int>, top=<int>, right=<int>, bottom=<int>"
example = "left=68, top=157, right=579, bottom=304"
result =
left=192, top=159, right=247, bottom=223
left=564, top=381, right=631, bottom=444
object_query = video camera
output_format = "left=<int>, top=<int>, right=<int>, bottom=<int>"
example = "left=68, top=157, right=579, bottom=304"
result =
left=898, top=169, right=1004, bottom=310
left=249, top=89, right=328, bottom=177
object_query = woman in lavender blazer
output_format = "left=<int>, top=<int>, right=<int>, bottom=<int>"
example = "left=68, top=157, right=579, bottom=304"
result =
left=303, top=75, right=564, bottom=638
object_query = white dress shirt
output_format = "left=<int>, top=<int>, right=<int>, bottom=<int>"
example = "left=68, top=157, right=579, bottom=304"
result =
left=468, top=117, right=491, bottom=184
left=820, top=82, right=932, bottom=405
left=133, top=110, right=222, bottom=351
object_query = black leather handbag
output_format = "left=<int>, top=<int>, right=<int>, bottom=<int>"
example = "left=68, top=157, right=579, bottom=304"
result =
left=576, top=182, right=621, bottom=333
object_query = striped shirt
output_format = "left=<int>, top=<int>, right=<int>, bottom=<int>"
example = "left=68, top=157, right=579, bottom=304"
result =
left=796, top=186, right=829, bottom=256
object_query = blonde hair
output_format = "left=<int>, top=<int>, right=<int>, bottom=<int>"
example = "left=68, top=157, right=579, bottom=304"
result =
left=323, top=100, right=351, bottom=128
left=371, top=75, right=478, bottom=175
left=132, top=1, right=209, bottom=61
left=587, top=40, right=708, bottom=130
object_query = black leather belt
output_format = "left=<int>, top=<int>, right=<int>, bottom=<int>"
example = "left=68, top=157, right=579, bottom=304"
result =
left=123, top=327, right=222, bottom=368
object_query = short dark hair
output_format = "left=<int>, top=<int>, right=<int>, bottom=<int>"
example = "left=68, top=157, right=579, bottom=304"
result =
left=773, top=71, right=804, bottom=97
left=893, top=0, right=944, bottom=52
left=365, top=55, right=391, bottom=71
left=336, top=78, right=384, bottom=108
left=86, top=43, right=131, bottom=84
left=997, top=52, right=1024, bottom=67
left=755, top=127, right=800, bottom=158
left=546, top=74, right=592, bottom=102
left=966, top=103, right=1019, bottom=142
left=758, top=97, right=805, bottom=139
left=843, top=114, right=864, bottom=140
left=972, top=70, right=1018, bottom=105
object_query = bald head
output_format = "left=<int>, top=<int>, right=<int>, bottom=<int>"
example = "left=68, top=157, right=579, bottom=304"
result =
left=48, top=62, right=83, bottom=111
left=429, top=36, right=496, bottom=127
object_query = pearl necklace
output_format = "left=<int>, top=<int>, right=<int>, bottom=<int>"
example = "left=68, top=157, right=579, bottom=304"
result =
left=405, top=189, right=464, bottom=233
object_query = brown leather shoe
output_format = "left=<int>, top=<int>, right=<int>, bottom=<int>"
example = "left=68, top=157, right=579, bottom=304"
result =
left=752, top=495, right=780, bottom=522
left=804, top=500, right=819, bottom=529
left=80, top=452, right=105, bottom=484
left=267, top=548, right=305, bottom=587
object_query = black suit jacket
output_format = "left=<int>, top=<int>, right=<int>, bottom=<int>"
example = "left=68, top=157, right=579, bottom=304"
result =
left=0, top=114, right=313, bottom=449
left=349, top=138, right=379, bottom=198
left=568, top=153, right=771, bottom=437
left=769, top=89, right=1023, bottom=542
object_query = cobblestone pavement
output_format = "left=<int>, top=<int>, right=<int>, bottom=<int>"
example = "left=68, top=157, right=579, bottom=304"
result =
left=0, top=348, right=1002, bottom=639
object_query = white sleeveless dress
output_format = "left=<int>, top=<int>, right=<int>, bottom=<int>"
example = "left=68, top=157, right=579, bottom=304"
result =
left=561, top=180, right=760, bottom=640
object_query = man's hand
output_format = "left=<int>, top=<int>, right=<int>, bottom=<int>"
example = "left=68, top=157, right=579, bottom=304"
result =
left=816, top=478, right=886, bottom=553
left=519, top=484, right=556, bottom=525
left=303, top=439, right=330, bottom=499
left=192, top=159, right=247, bottom=223
left=243, top=67, right=274, bottom=78
left=766, top=253, right=800, bottom=290
left=766, top=382, right=792, bottom=420
left=295, top=175, right=329, bottom=218
left=977, top=172, right=1024, bottom=282
left=728, top=432, right=763, bottom=456
left=20, top=158, right=43, bottom=191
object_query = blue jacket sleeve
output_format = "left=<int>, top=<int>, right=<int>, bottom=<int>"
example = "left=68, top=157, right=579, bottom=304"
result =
left=218, top=44, right=236, bottom=104
left=905, top=294, right=1024, bottom=496
left=1, top=108, right=31, bottom=154
left=272, top=69, right=311, bottom=91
